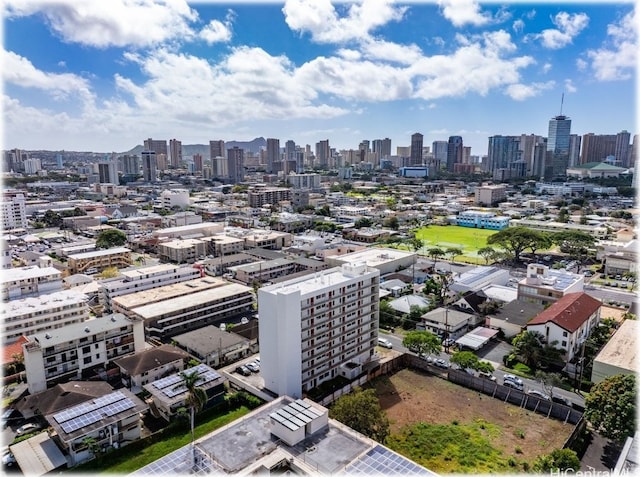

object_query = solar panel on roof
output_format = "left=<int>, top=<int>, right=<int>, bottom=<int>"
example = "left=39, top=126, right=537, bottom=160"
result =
left=152, top=373, right=183, bottom=391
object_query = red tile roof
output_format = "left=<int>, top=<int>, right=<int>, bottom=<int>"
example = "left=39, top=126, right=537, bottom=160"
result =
left=526, top=292, right=601, bottom=333
left=2, top=336, right=28, bottom=366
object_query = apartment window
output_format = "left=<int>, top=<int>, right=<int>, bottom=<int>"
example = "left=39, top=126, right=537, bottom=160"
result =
left=83, top=356, right=92, bottom=364
left=82, top=346, right=91, bottom=354
left=562, top=331, right=568, bottom=337
left=561, top=341, right=567, bottom=347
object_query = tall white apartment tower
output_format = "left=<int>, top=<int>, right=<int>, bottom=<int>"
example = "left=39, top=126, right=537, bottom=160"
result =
left=258, top=263, right=380, bottom=398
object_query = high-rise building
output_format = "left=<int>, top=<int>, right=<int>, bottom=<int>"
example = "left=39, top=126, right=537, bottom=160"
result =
left=410, top=133, right=423, bottom=166
left=266, top=138, right=280, bottom=174
left=545, top=115, right=571, bottom=180
left=258, top=263, right=380, bottom=397
left=615, top=130, right=632, bottom=167
left=209, top=140, right=225, bottom=160
left=56, top=153, right=64, bottom=169
left=23, top=158, right=42, bottom=174
left=372, top=138, right=391, bottom=159
left=447, top=136, right=463, bottom=172
left=580, top=133, right=616, bottom=164
left=98, top=161, right=119, bottom=184
left=141, top=150, right=157, bottom=182
left=169, top=139, right=182, bottom=168
left=121, top=155, right=140, bottom=176
left=193, top=153, right=203, bottom=173
left=144, top=138, right=168, bottom=157
left=1, top=191, right=27, bottom=230
left=432, top=141, right=448, bottom=163
left=315, top=140, right=330, bottom=169
left=568, top=134, right=581, bottom=168
left=518, top=134, right=544, bottom=176
left=487, top=136, right=521, bottom=176
left=227, top=147, right=245, bottom=183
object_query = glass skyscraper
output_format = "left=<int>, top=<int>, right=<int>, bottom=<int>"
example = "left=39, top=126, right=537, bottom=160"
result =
left=545, top=115, right=571, bottom=180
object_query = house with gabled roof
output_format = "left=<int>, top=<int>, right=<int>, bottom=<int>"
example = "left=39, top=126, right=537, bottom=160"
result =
left=525, top=292, right=601, bottom=363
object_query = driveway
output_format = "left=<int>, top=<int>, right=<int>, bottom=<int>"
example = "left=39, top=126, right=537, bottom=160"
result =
left=475, top=339, right=512, bottom=368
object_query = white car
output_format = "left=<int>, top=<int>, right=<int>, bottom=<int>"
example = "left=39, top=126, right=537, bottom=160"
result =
left=503, top=374, right=524, bottom=386
left=16, top=422, right=41, bottom=436
left=527, top=390, right=550, bottom=400
left=377, top=337, right=393, bottom=349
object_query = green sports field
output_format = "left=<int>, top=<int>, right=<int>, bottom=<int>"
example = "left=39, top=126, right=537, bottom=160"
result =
left=413, top=225, right=499, bottom=261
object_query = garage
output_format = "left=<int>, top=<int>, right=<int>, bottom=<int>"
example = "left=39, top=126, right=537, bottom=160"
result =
left=10, top=432, right=67, bottom=476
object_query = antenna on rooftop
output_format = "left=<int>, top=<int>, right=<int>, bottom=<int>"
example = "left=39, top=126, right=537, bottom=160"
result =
left=560, top=92, right=564, bottom=116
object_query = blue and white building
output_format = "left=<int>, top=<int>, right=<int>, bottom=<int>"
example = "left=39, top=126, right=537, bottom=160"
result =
left=456, top=211, right=510, bottom=230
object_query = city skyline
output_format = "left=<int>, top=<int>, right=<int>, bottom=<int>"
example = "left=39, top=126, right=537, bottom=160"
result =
left=3, top=0, right=637, bottom=155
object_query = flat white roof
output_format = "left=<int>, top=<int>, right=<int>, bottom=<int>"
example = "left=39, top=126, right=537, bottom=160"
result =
left=113, top=277, right=227, bottom=309
left=595, top=320, right=639, bottom=371
left=261, top=265, right=378, bottom=297
left=132, top=282, right=252, bottom=319
left=26, top=313, right=132, bottom=345
left=120, top=263, right=188, bottom=279
left=332, top=247, right=415, bottom=266
left=3, top=289, right=87, bottom=318
left=67, top=247, right=131, bottom=259
left=10, top=432, right=67, bottom=477
left=482, top=285, right=518, bottom=302
left=1, top=265, right=61, bottom=284
left=159, top=238, right=204, bottom=248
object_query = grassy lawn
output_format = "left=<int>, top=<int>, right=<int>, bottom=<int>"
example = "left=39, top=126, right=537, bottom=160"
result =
left=75, top=406, right=251, bottom=474
left=412, top=225, right=498, bottom=263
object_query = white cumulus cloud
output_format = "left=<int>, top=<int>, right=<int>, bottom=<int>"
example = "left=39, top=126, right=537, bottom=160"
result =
left=505, top=81, right=555, bottom=101
left=3, top=0, right=198, bottom=48
left=529, top=12, right=589, bottom=49
left=585, top=8, right=638, bottom=81
left=438, top=0, right=493, bottom=27
left=282, top=0, right=407, bottom=44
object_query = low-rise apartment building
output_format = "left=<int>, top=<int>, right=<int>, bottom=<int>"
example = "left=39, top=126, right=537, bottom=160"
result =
left=517, top=263, right=584, bottom=306
left=67, top=247, right=132, bottom=274
left=112, top=277, right=254, bottom=341
left=258, top=263, right=380, bottom=398
left=22, top=313, right=145, bottom=393
left=325, top=247, right=416, bottom=276
left=525, top=292, right=601, bottom=363
left=157, top=238, right=207, bottom=264
left=248, top=186, right=291, bottom=207
left=2, top=289, right=89, bottom=346
left=143, top=363, right=226, bottom=421
left=1, top=264, right=63, bottom=300
left=101, top=263, right=202, bottom=313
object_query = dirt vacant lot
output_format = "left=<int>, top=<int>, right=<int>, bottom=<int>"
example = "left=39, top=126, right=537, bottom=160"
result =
left=373, top=368, right=575, bottom=471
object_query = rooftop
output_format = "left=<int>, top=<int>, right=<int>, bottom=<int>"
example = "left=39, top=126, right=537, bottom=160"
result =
left=331, top=247, right=415, bottom=267
left=67, top=247, right=131, bottom=260
left=527, top=292, right=601, bottom=332
left=3, top=289, right=87, bottom=318
left=1, top=265, right=61, bottom=284
left=25, top=313, right=134, bottom=346
left=594, top=319, right=639, bottom=371
left=112, top=277, right=227, bottom=309
left=172, top=325, right=250, bottom=357
left=130, top=396, right=435, bottom=476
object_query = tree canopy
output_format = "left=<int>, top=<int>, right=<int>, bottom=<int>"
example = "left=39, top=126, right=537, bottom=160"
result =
left=551, top=231, right=597, bottom=260
left=96, top=229, right=127, bottom=249
left=532, top=448, right=581, bottom=472
left=584, top=374, right=636, bottom=444
left=329, top=388, right=390, bottom=442
left=449, top=351, right=495, bottom=373
left=486, top=227, right=551, bottom=262
left=402, top=330, right=441, bottom=357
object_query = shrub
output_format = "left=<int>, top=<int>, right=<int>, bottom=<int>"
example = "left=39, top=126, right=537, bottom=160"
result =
left=515, top=446, right=523, bottom=454
left=513, top=363, right=532, bottom=374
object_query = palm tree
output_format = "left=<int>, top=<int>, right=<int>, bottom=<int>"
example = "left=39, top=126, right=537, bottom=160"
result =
left=512, top=331, right=545, bottom=369
left=174, top=369, right=207, bottom=466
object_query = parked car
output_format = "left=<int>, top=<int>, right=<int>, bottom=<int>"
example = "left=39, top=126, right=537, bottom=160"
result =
left=527, top=390, right=550, bottom=400
left=245, top=361, right=260, bottom=373
left=503, top=374, right=524, bottom=386
left=1, top=409, right=20, bottom=429
left=478, top=371, right=496, bottom=381
left=420, top=355, right=433, bottom=363
left=551, top=395, right=571, bottom=407
left=503, top=380, right=524, bottom=391
left=235, top=365, right=251, bottom=376
left=442, top=338, right=455, bottom=348
left=377, top=337, right=393, bottom=349
left=16, top=422, right=41, bottom=436
left=2, top=452, right=15, bottom=467
left=433, top=359, right=449, bottom=369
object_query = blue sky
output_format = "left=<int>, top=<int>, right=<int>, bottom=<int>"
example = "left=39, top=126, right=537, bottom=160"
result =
left=2, top=0, right=638, bottom=156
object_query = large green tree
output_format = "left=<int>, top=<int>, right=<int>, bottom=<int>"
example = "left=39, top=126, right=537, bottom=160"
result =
left=427, top=247, right=445, bottom=268
left=96, top=229, right=127, bottom=249
left=445, top=247, right=463, bottom=263
left=402, top=330, right=441, bottom=357
left=551, top=231, right=597, bottom=261
left=584, top=374, right=636, bottom=444
left=477, top=246, right=497, bottom=264
left=450, top=351, right=495, bottom=373
left=535, top=371, right=563, bottom=399
left=330, top=388, right=390, bottom=442
left=486, top=227, right=551, bottom=262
